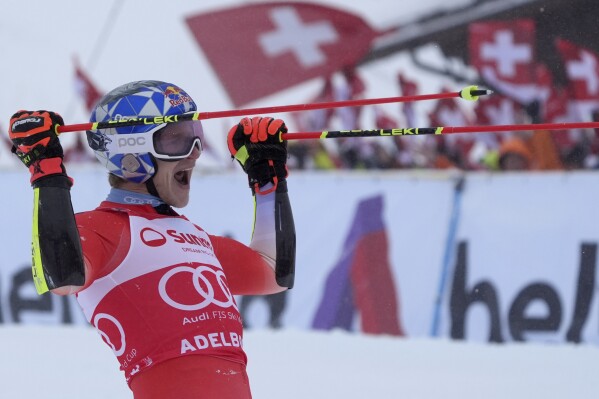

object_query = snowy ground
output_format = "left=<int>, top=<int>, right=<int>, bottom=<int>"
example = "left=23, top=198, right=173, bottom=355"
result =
left=0, top=326, right=596, bottom=399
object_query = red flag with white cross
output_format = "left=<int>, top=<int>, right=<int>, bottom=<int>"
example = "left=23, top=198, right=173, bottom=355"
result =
left=472, top=94, right=520, bottom=149
left=185, top=2, right=380, bottom=106
left=555, top=38, right=599, bottom=120
left=474, top=94, right=520, bottom=127
left=555, top=39, right=599, bottom=101
left=469, top=20, right=549, bottom=105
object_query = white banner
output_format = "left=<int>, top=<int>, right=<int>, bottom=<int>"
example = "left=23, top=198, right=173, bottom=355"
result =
left=1, top=167, right=598, bottom=345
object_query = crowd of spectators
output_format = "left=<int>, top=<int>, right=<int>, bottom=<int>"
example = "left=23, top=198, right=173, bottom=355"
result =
left=286, top=69, right=599, bottom=173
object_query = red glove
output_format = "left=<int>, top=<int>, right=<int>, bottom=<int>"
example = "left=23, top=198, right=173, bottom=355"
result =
left=9, top=110, right=68, bottom=185
left=227, top=116, right=288, bottom=194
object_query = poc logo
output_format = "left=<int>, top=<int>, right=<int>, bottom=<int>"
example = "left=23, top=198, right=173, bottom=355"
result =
left=118, top=137, right=146, bottom=148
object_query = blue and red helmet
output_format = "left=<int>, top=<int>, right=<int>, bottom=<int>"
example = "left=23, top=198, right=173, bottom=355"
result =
left=86, top=80, right=198, bottom=183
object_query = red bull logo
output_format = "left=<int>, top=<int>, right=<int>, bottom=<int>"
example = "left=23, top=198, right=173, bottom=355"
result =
left=163, top=86, right=182, bottom=98
left=164, top=85, right=192, bottom=107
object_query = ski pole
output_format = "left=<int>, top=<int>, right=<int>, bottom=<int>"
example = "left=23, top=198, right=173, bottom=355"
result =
left=280, top=121, right=599, bottom=141
left=430, top=176, right=465, bottom=338
left=57, top=86, right=490, bottom=134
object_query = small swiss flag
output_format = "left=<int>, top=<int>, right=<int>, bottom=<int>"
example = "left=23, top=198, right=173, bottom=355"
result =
left=186, top=2, right=379, bottom=106
left=555, top=38, right=599, bottom=101
left=469, top=20, right=548, bottom=104
left=474, top=94, right=520, bottom=126
left=555, top=38, right=599, bottom=120
left=469, top=20, right=535, bottom=83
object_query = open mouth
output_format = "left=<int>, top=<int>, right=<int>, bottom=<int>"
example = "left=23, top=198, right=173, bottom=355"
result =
left=174, top=168, right=192, bottom=186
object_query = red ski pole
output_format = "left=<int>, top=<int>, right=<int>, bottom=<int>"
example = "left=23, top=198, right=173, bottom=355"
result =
left=57, top=86, right=490, bottom=134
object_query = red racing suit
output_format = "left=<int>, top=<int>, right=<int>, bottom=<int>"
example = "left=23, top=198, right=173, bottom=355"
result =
left=72, top=196, right=293, bottom=398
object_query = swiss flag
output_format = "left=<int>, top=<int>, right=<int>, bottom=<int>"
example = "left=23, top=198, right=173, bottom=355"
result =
left=555, top=38, right=599, bottom=120
left=546, top=39, right=597, bottom=144
left=544, top=86, right=583, bottom=125
left=186, top=2, right=379, bottom=106
left=543, top=86, right=582, bottom=150
left=73, top=58, right=103, bottom=112
left=472, top=94, right=520, bottom=150
left=474, top=94, right=520, bottom=127
left=469, top=20, right=548, bottom=105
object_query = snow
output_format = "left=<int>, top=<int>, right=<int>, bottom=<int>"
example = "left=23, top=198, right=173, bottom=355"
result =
left=0, top=326, right=597, bottom=399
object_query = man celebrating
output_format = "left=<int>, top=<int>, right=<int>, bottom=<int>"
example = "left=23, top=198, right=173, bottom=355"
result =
left=8, top=80, right=296, bottom=399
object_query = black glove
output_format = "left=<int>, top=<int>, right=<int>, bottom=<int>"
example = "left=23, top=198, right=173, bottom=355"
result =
left=9, top=110, right=68, bottom=185
left=227, top=116, right=288, bottom=194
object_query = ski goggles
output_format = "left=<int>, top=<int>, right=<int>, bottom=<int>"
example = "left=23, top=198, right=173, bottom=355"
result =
left=104, top=117, right=203, bottom=161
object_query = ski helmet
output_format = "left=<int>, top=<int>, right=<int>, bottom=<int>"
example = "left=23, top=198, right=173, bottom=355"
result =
left=86, top=80, right=198, bottom=183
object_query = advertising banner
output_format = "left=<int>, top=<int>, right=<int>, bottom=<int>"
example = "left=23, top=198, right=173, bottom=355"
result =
left=1, top=168, right=598, bottom=345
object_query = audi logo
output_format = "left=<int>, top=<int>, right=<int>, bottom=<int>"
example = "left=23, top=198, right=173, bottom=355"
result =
left=158, top=265, right=237, bottom=311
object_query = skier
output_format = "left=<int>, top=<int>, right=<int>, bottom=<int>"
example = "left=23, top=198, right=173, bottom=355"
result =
left=8, top=80, right=296, bottom=399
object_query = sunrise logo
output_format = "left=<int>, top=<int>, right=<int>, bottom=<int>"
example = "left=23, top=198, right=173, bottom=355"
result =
left=140, top=227, right=167, bottom=247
